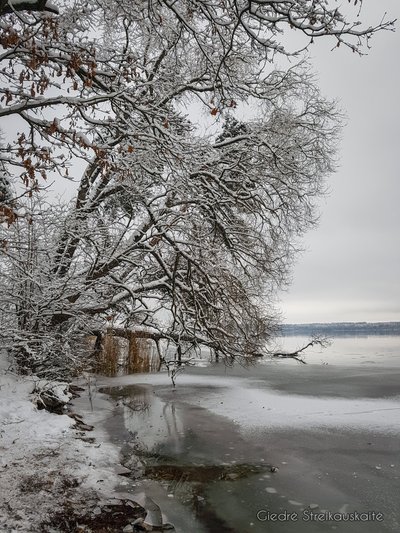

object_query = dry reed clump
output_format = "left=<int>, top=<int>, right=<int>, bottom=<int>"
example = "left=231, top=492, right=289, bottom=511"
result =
left=101, top=334, right=120, bottom=375
left=89, top=331, right=158, bottom=376
left=127, top=335, right=156, bottom=374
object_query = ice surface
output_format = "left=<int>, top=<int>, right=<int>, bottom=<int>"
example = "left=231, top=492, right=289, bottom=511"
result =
left=97, top=371, right=400, bottom=434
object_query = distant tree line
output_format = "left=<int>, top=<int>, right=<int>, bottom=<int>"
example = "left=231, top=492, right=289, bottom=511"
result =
left=280, top=322, right=400, bottom=337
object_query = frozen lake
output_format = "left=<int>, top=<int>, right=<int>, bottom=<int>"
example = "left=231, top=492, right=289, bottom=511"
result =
left=271, top=334, right=400, bottom=367
left=98, top=335, right=400, bottom=532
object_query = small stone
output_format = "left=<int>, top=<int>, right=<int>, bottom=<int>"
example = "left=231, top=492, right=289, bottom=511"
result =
left=78, top=423, right=95, bottom=432
left=309, top=504, right=319, bottom=510
left=270, top=466, right=279, bottom=473
left=126, top=500, right=138, bottom=509
left=375, top=466, right=382, bottom=470
left=121, top=456, right=145, bottom=478
left=123, top=525, right=134, bottom=533
left=115, top=464, right=132, bottom=476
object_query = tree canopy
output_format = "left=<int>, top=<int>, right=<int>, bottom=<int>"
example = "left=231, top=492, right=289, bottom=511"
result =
left=0, top=1, right=395, bottom=376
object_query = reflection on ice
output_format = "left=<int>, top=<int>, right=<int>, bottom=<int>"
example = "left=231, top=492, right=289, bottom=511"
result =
left=106, top=384, right=185, bottom=452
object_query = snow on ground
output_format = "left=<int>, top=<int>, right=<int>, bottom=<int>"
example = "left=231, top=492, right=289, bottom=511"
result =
left=0, top=355, right=125, bottom=532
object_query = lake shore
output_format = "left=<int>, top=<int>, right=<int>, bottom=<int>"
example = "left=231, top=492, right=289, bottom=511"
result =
left=1, top=350, right=399, bottom=532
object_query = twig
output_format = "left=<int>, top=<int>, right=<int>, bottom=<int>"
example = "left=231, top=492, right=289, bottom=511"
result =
left=272, top=336, right=331, bottom=364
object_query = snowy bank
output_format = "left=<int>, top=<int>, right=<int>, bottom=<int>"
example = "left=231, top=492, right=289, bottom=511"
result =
left=0, top=354, right=143, bottom=532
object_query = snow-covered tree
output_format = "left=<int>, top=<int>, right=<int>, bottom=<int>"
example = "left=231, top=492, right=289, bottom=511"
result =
left=0, top=1, right=394, bottom=375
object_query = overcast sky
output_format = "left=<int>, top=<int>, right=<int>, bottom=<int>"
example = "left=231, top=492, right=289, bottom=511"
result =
left=279, top=1, right=400, bottom=324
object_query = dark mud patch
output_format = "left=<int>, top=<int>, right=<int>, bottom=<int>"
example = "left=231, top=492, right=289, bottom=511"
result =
left=144, top=462, right=267, bottom=483
left=42, top=499, right=146, bottom=532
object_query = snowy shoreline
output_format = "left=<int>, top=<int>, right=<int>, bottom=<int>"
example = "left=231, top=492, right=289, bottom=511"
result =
left=0, top=355, right=145, bottom=532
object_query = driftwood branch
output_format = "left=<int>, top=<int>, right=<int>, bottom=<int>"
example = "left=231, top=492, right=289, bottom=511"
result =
left=272, top=336, right=331, bottom=364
